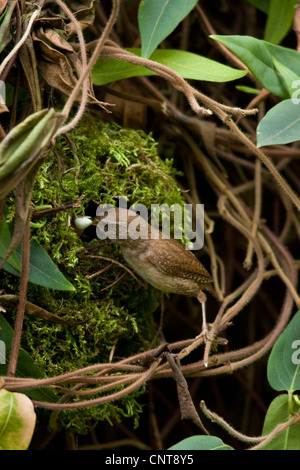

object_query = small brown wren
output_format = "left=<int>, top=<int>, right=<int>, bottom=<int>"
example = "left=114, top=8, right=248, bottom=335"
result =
left=75, top=207, right=218, bottom=338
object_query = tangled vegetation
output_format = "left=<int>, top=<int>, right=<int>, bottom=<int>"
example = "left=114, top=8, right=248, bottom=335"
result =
left=0, top=0, right=300, bottom=451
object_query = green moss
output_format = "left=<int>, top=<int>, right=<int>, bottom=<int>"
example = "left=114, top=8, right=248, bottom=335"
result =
left=59, top=387, right=145, bottom=435
left=1, top=115, right=186, bottom=434
left=32, top=119, right=183, bottom=214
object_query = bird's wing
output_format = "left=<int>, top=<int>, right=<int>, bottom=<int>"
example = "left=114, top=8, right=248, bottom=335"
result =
left=147, top=238, right=213, bottom=284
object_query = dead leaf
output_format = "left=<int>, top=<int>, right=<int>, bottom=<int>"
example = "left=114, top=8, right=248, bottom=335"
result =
left=39, top=27, right=75, bottom=54
left=18, top=37, right=41, bottom=112
left=33, top=34, right=106, bottom=107
left=64, top=0, right=96, bottom=35
left=165, top=351, right=209, bottom=434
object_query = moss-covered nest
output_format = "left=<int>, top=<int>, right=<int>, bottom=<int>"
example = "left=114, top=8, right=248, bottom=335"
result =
left=1, top=115, right=187, bottom=434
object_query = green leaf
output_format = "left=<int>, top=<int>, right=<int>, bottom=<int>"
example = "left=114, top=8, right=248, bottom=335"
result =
left=0, top=389, right=36, bottom=450
left=0, top=313, right=57, bottom=403
left=18, top=239, right=75, bottom=291
left=0, top=214, right=75, bottom=291
left=168, top=435, right=234, bottom=450
left=272, top=57, right=300, bottom=97
left=235, top=85, right=261, bottom=95
left=0, top=108, right=63, bottom=199
left=211, top=35, right=300, bottom=98
left=0, top=215, right=21, bottom=273
left=267, top=310, right=300, bottom=392
left=0, top=109, right=55, bottom=180
left=92, top=49, right=247, bottom=85
left=0, top=2, right=15, bottom=54
left=261, top=395, right=300, bottom=450
left=247, top=0, right=270, bottom=14
left=264, top=0, right=296, bottom=44
left=138, top=0, right=198, bottom=58
left=257, top=99, right=300, bottom=146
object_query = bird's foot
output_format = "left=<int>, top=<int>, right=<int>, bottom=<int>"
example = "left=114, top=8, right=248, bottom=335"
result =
left=196, top=322, right=212, bottom=343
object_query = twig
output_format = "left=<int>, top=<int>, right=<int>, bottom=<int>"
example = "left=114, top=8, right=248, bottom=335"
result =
left=7, top=216, right=31, bottom=376
left=55, top=0, right=88, bottom=135
left=84, top=254, right=147, bottom=288
left=244, top=159, right=262, bottom=269
left=56, top=0, right=121, bottom=136
left=0, top=7, right=40, bottom=77
left=249, top=412, right=300, bottom=450
left=101, top=47, right=212, bottom=116
left=31, top=357, right=161, bottom=409
left=200, top=400, right=265, bottom=444
left=32, top=196, right=85, bottom=217
left=0, top=1, right=21, bottom=82
left=195, top=91, right=300, bottom=212
left=195, top=4, right=251, bottom=74
left=100, top=271, right=126, bottom=291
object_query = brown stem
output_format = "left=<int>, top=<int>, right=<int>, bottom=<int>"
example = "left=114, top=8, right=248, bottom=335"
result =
left=57, top=0, right=121, bottom=135
left=0, top=1, right=21, bottom=82
left=7, top=216, right=31, bottom=377
left=31, top=357, right=161, bottom=410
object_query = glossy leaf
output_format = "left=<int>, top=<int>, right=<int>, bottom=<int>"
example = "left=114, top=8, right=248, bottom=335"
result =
left=0, top=215, right=21, bottom=273
left=261, top=395, right=300, bottom=450
left=168, top=435, right=233, bottom=450
left=0, top=215, right=75, bottom=291
left=257, top=99, right=300, bottom=147
left=0, top=313, right=57, bottom=403
left=264, top=0, right=296, bottom=44
left=211, top=35, right=300, bottom=98
left=236, top=85, right=261, bottom=95
left=0, top=389, right=36, bottom=450
left=0, top=109, right=57, bottom=183
left=267, top=310, right=300, bottom=392
left=21, top=239, right=75, bottom=291
left=92, top=49, right=247, bottom=85
left=0, top=108, right=63, bottom=200
left=138, top=0, right=198, bottom=58
left=272, top=57, right=300, bottom=97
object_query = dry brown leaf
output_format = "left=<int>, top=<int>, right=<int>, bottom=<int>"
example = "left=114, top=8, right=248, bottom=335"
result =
left=34, top=34, right=106, bottom=107
left=18, top=37, right=41, bottom=112
left=165, top=351, right=209, bottom=434
left=64, top=0, right=96, bottom=35
left=39, top=27, right=75, bottom=53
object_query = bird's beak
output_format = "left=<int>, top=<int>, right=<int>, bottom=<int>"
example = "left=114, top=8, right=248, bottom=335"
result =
left=74, top=216, right=94, bottom=230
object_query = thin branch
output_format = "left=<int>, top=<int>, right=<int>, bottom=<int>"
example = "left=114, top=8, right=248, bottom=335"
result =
left=56, top=0, right=121, bottom=136
left=31, top=357, right=161, bottom=410
left=200, top=400, right=265, bottom=444
left=84, top=254, right=147, bottom=288
left=0, top=7, right=40, bottom=77
left=0, top=1, right=21, bottom=82
left=55, top=0, right=88, bottom=135
left=244, top=159, right=262, bottom=269
left=7, top=217, right=31, bottom=376
left=195, top=91, right=300, bottom=212
left=249, top=412, right=300, bottom=450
